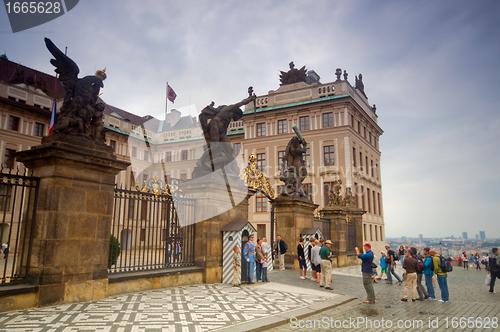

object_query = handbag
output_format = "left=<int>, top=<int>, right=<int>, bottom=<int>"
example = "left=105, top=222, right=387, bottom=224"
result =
left=485, top=274, right=491, bottom=286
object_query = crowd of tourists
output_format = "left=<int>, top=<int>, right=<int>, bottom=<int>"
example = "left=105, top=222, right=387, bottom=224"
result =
left=356, top=244, right=500, bottom=304
left=232, top=235, right=500, bottom=302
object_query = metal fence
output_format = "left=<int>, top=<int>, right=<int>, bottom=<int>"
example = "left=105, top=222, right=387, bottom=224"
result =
left=314, top=216, right=331, bottom=239
left=109, top=185, right=196, bottom=273
left=0, top=168, right=39, bottom=285
left=347, top=218, right=357, bottom=255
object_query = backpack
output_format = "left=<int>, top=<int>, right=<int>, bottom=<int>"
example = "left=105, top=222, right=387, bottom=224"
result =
left=372, top=255, right=379, bottom=267
left=393, top=252, right=399, bottom=261
left=415, top=255, right=424, bottom=273
left=284, top=241, right=288, bottom=251
left=439, top=255, right=453, bottom=273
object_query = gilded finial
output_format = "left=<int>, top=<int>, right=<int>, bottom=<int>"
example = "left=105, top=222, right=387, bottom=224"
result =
left=95, top=68, right=107, bottom=81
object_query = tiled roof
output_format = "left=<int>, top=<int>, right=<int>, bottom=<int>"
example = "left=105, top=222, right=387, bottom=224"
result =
left=100, top=98, right=151, bottom=126
left=242, top=94, right=349, bottom=115
left=0, top=57, right=65, bottom=99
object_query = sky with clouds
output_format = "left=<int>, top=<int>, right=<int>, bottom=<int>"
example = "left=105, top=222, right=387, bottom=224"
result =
left=1, top=0, right=499, bottom=239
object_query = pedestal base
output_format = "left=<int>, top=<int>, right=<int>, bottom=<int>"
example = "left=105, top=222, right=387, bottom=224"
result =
left=15, top=134, right=129, bottom=306
left=274, top=195, right=318, bottom=269
left=181, top=174, right=251, bottom=283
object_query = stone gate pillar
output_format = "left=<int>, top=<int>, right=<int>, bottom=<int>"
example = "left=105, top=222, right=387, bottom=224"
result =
left=273, top=196, right=317, bottom=269
left=15, top=134, right=129, bottom=307
left=321, top=207, right=347, bottom=267
left=181, top=174, right=252, bottom=284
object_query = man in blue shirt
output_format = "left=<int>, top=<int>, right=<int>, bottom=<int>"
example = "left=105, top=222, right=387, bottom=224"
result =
left=243, top=234, right=256, bottom=284
left=356, top=243, right=375, bottom=304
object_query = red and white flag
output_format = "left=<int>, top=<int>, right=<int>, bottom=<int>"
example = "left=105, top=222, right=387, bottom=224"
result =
left=167, top=84, right=177, bottom=103
left=49, top=96, right=57, bottom=135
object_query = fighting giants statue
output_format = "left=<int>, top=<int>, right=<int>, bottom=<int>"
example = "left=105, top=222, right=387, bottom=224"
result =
left=327, top=179, right=343, bottom=208
left=279, top=125, right=308, bottom=198
left=192, top=89, right=256, bottom=178
left=45, top=38, right=106, bottom=142
left=343, top=187, right=358, bottom=208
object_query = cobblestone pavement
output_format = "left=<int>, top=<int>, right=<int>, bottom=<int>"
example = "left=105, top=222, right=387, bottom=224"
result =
left=0, top=264, right=497, bottom=331
left=263, top=264, right=500, bottom=331
left=0, top=281, right=345, bottom=332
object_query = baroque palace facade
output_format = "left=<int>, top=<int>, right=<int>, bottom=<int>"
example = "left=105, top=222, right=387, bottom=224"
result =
left=0, top=55, right=385, bottom=254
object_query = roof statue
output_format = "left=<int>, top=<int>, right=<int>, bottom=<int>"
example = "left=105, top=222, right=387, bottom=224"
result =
left=279, top=125, right=308, bottom=198
left=279, top=61, right=307, bottom=85
left=192, top=89, right=256, bottom=178
left=355, top=73, right=367, bottom=98
left=45, top=37, right=106, bottom=142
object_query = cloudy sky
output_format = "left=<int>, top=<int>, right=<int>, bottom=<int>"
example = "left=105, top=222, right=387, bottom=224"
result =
left=1, top=1, right=499, bottom=239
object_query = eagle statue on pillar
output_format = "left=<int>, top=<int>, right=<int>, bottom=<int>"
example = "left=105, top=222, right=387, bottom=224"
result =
left=45, top=37, right=107, bottom=142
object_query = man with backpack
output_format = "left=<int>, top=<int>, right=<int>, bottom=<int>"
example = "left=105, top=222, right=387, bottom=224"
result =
left=401, top=250, right=418, bottom=302
left=423, top=248, right=435, bottom=300
left=430, top=249, right=449, bottom=302
left=411, top=247, right=428, bottom=301
left=384, top=245, right=402, bottom=285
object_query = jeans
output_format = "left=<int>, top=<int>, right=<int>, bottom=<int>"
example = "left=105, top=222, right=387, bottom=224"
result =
left=416, top=273, right=428, bottom=299
left=490, top=270, right=500, bottom=292
left=437, top=274, right=449, bottom=301
left=463, top=261, right=468, bottom=269
left=256, top=262, right=262, bottom=281
left=424, top=273, right=435, bottom=299
left=387, top=264, right=402, bottom=284
left=262, top=266, right=268, bottom=282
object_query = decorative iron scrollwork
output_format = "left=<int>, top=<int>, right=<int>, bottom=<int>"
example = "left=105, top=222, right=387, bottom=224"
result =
left=134, top=175, right=183, bottom=197
left=240, top=153, right=275, bottom=200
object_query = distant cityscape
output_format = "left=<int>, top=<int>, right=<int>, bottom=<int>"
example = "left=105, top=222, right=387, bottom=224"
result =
left=386, top=231, right=500, bottom=258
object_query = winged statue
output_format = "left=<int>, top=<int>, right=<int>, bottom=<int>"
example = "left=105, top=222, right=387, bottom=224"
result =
left=45, top=37, right=107, bottom=142
left=279, top=61, right=307, bottom=85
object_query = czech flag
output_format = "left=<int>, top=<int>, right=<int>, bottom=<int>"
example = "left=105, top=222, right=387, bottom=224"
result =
left=167, top=84, right=177, bottom=103
left=49, top=96, right=57, bottom=135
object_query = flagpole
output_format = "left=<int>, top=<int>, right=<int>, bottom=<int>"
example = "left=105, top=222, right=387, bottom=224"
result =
left=165, top=82, right=168, bottom=120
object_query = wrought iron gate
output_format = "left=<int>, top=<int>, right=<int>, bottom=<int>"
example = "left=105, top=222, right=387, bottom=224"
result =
left=347, top=218, right=357, bottom=255
left=314, top=216, right=330, bottom=239
left=0, top=168, right=39, bottom=285
left=109, top=184, right=195, bottom=273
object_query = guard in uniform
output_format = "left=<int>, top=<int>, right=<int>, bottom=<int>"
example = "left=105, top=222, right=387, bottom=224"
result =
left=243, top=234, right=256, bottom=284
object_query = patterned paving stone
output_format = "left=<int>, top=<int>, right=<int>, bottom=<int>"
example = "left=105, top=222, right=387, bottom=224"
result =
left=0, top=283, right=334, bottom=332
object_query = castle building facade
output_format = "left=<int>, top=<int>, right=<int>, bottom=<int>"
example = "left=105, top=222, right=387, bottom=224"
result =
left=0, top=56, right=385, bottom=254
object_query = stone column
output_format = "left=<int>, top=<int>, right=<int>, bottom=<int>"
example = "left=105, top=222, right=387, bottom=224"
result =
left=181, top=174, right=251, bottom=284
left=321, top=207, right=347, bottom=267
left=348, top=209, right=365, bottom=252
left=15, top=134, right=129, bottom=306
left=273, top=196, right=317, bottom=269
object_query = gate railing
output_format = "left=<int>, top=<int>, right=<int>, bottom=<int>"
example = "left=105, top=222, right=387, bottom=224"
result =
left=109, top=185, right=195, bottom=273
left=314, top=216, right=330, bottom=240
left=0, top=168, right=39, bottom=285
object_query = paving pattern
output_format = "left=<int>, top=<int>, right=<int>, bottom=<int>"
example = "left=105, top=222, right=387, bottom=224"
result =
left=264, top=264, right=500, bottom=332
left=1, top=263, right=498, bottom=332
left=0, top=283, right=337, bottom=332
